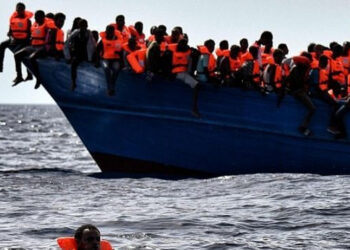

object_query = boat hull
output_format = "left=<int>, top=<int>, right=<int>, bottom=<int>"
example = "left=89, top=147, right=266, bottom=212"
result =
left=35, top=59, right=350, bottom=176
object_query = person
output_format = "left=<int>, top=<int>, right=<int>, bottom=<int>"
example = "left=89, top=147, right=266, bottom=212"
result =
left=122, top=37, right=139, bottom=69
left=172, top=38, right=200, bottom=117
left=286, top=55, right=316, bottom=136
left=57, top=224, right=113, bottom=250
left=146, top=25, right=157, bottom=45
left=66, top=17, right=81, bottom=40
left=97, top=25, right=122, bottom=96
left=241, top=46, right=261, bottom=89
left=111, top=15, right=130, bottom=43
left=196, top=39, right=216, bottom=83
left=64, top=19, right=96, bottom=90
left=215, top=40, right=229, bottom=69
left=45, top=12, right=54, bottom=20
left=218, top=45, right=242, bottom=86
left=330, top=44, right=346, bottom=98
left=309, top=55, right=340, bottom=134
left=146, top=28, right=164, bottom=77
left=240, top=38, right=251, bottom=63
left=264, top=49, right=284, bottom=94
left=14, top=10, right=52, bottom=88
left=128, top=21, right=145, bottom=47
left=254, top=31, right=273, bottom=67
left=0, top=2, right=33, bottom=81
left=46, top=13, right=66, bottom=59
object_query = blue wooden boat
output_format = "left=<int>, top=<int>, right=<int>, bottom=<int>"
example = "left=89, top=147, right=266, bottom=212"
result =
left=32, top=58, right=350, bottom=176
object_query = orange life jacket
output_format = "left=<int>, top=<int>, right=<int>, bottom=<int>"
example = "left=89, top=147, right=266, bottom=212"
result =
left=101, top=37, right=122, bottom=59
left=215, top=48, right=225, bottom=57
left=319, top=68, right=329, bottom=91
left=330, top=58, right=345, bottom=84
left=198, top=45, right=216, bottom=75
left=128, top=25, right=146, bottom=46
left=310, top=59, right=319, bottom=69
left=160, top=41, right=168, bottom=53
left=110, top=24, right=130, bottom=43
left=127, top=48, right=147, bottom=73
left=323, top=50, right=333, bottom=58
left=55, top=28, right=65, bottom=51
left=172, top=50, right=191, bottom=73
left=240, top=52, right=252, bottom=63
left=147, top=35, right=155, bottom=43
left=100, top=30, right=123, bottom=42
left=31, top=21, right=47, bottom=46
left=341, top=54, right=350, bottom=76
left=57, top=237, right=112, bottom=250
left=252, top=60, right=260, bottom=85
left=9, top=11, right=33, bottom=39
left=167, top=43, right=177, bottom=52
left=229, top=57, right=241, bottom=72
left=274, top=64, right=283, bottom=89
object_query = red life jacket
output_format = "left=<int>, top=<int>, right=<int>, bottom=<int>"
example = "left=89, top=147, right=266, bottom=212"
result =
left=310, top=59, right=319, bottom=69
left=252, top=60, right=260, bottom=85
left=240, top=52, right=252, bottom=63
left=55, top=29, right=65, bottom=51
left=198, top=45, right=216, bottom=75
left=274, top=64, right=283, bottom=89
left=229, top=57, right=241, bottom=72
left=31, top=21, right=47, bottom=46
left=172, top=50, right=191, bottom=73
left=215, top=48, right=225, bottom=57
left=127, top=48, right=147, bottom=73
left=128, top=25, right=146, bottom=46
left=57, top=237, right=112, bottom=250
left=319, top=68, right=329, bottom=91
left=110, top=24, right=130, bottom=43
left=9, top=11, right=33, bottom=39
left=330, top=58, right=345, bottom=84
left=101, top=37, right=122, bottom=59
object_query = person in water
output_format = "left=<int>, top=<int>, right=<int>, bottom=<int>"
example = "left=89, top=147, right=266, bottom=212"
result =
left=57, top=224, right=113, bottom=250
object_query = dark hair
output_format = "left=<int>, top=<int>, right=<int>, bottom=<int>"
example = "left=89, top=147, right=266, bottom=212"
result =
left=219, top=40, right=229, bottom=50
left=319, top=55, right=328, bottom=65
left=329, top=41, right=339, bottom=50
left=278, top=43, right=288, bottom=51
left=35, top=10, right=45, bottom=19
left=230, top=45, right=240, bottom=57
left=150, top=26, right=157, bottom=35
left=158, top=25, right=167, bottom=35
left=177, top=39, right=189, bottom=52
left=249, top=46, right=258, bottom=58
left=240, top=38, right=248, bottom=45
left=54, top=12, right=66, bottom=21
left=74, top=224, right=100, bottom=242
left=46, top=12, right=54, bottom=19
left=273, top=49, right=284, bottom=59
left=16, top=2, right=25, bottom=9
left=116, top=15, right=125, bottom=21
left=307, top=43, right=315, bottom=53
left=71, top=17, right=82, bottom=31
left=260, top=31, right=273, bottom=41
left=174, top=26, right=183, bottom=35
left=78, top=19, right=88, bottom=29
left=204, top=39, right=215, bottom=48
left=332, top=44, right=343, bottom=57
left=300, top=51, right=313, bottom=62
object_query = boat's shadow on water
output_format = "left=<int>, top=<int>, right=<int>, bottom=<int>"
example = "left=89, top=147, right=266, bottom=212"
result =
left=87, top=171, right=218, bottom=180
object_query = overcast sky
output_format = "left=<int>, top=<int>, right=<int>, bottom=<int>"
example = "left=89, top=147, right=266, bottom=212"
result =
left=0, top=0, right=349, bottom=104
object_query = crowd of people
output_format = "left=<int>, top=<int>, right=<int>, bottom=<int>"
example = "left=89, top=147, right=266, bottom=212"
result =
left=1, top=3, right=350, bottom=138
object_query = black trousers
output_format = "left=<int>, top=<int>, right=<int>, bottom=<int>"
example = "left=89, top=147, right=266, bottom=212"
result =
left=0, top=38, right=29, bottom=72
left=292, top=89, right=316, bottom=129
left=14, top=45, right=46, bottom=78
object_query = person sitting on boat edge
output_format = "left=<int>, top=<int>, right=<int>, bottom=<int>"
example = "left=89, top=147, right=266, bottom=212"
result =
left=172, top=38, right=200, bottom=117
left=96, top=25, right=122, bottom=96
left=0, top=2, right=33, bottom=82
left=241, top=46, right=261, bottom=90
left=286, top=55, right=316, bottom=136
left=64, top=19, right=96, bottom=91
left=57, top=224, right=113, bottom=250
left=196, top=39, right=216, bottom=84
left=46, top=13, right=66, bottom=60
left=146, top=27, right=164, bottom=80
left=14, top=10, right=53, bottom=89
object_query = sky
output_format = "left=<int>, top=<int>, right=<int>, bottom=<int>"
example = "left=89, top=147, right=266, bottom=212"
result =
left=0, top=0, right=349, bottom=104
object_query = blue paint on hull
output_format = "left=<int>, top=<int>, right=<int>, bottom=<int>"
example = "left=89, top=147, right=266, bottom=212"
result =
left=37, top=58, right=350, bottom=175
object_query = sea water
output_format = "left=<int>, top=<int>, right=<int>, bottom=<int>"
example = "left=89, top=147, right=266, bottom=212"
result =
left=0, top=105, right=349, bottom=249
